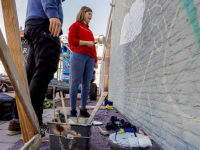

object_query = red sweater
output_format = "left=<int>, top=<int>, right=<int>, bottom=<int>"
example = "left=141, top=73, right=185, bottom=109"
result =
left=68, top=21, right=97, bottom=63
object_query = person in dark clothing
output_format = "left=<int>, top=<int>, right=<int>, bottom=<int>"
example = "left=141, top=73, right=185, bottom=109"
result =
left=7, top=0, right=64, bottom=136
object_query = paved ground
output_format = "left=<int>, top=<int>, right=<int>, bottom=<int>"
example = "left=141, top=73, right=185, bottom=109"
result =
left=0, top=91, right=83, bottom=150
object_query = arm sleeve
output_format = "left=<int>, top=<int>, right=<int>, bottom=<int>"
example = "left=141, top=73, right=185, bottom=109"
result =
left=68, top=24, right=80, bottom=47
left=41, top=0, right=59, bottom=19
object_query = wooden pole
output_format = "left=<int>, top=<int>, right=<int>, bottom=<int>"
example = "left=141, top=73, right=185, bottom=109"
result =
left=0, top=29, right=40, bottom=138
left=1, top=0, right=40, bottom=142
left=87, top=92, right=108, bottom=124
left=60, top=91, right=69, bottom=123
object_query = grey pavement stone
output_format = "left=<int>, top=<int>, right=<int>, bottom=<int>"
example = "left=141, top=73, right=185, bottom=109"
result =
left=0, top=130, right=21, bottom=143
left=0, top=122, right=9, bottom=130
left=43, top=117, right=53, bottom=123
left=0, top=121, right=7, bottom=125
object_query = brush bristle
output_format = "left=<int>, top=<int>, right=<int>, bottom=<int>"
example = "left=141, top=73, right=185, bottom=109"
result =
left=101, top=131, right=109, bottom=136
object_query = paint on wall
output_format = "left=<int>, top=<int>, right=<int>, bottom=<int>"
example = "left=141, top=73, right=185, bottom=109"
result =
left=182, top=0, right=200, bottom=50
left=120, top=0, right=145, bottom=45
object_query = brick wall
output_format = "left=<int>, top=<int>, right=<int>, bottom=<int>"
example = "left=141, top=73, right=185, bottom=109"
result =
left=109, top=0, right=200, bottom=149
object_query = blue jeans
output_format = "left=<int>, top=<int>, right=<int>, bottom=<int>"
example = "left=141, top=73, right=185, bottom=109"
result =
left=70, top=52, right=95, bottom=110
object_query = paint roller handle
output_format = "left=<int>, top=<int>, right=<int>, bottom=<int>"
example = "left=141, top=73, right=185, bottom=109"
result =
left=98, top=126, right=103, bottom=132
left=55, top=114, right=61, bottom=122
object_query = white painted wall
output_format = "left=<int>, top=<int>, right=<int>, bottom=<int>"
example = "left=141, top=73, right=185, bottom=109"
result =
left=109, top=0, right=200, bottom=149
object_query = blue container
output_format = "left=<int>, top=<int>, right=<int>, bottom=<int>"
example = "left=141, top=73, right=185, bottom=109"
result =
left=104, top=98, right=113, bottom=106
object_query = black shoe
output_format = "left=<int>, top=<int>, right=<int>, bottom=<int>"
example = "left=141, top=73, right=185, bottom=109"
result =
left=79, top=109, right=90, bottom=118
left=70, top=109, right=77, bottom=117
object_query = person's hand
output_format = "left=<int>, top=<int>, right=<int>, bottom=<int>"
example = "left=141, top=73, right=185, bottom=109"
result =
left=49, top=18, right=61, bottom=37
left=94, top=63, right=98, bottom=69
left=86, top=41, right=95, bottom=48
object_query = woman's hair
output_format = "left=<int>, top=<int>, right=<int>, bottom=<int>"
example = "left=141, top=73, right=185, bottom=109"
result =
left=76, top=6, right=93, bottom=23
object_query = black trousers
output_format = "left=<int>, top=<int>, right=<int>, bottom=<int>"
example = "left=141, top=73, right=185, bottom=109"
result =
left=14, top=19, right=61, bottom=122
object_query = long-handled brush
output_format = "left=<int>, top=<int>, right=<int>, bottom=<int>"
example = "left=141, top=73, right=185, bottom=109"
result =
left=98, top=127, right=109, bottom=136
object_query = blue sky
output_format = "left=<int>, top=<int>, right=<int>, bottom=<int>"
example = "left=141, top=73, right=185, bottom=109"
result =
left=0, top=0, right=111, bottom=39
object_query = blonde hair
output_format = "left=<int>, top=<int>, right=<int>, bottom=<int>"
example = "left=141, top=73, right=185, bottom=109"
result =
left=76, top=6, right=93, bottom=23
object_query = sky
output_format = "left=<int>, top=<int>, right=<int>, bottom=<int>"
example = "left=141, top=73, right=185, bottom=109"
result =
left=0, top=0, right=111, bottom=40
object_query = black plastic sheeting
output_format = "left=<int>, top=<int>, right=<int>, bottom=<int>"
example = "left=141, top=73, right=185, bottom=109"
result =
left=0, top=93, right=14, bottom=104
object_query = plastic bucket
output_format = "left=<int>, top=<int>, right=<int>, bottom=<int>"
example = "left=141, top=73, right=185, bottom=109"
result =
left=48, top=117, right=92, bottom=150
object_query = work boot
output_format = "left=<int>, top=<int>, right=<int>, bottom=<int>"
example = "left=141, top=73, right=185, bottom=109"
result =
left=79, top=109, right=90, bottom=118
left=7, top=120, right=21, bottom=136
left=7, top=119, right=44, bottom=136
left=70, top=109, right=77, bottom=117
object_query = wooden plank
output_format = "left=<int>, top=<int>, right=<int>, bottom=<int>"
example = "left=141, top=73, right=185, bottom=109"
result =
left=20, top=134, right=42, bottom=150
left=87, top=92, right=108, bottom=124
left=60, top=91, right=69, bottom=123
left=60, top=91, right=70, bottom=130
left=79, top=105, right=107, bottom=110
left=103, top=24, right=111, bottom=92
left=1, top=0, right=39, bottom=142
left=0, top=30, right=40, bottom=134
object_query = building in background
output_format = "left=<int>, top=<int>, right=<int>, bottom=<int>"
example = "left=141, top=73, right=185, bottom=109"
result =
left=94, top=36, right=105, bottom=88
left=99, top=6, right=112, bottom=95
left=0, top=30, right=27, bottom=76
left=59, top=34, right=68, bottom=44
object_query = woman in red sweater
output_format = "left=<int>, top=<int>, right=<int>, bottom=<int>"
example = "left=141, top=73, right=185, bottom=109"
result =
left=68, top=6, right=98, bottom=117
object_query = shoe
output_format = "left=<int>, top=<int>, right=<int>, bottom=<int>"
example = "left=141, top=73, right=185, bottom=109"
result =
left=70, top=109, right=77, bottom=117
left=40, top=122, right=49, bottom=141
left=7, top=118, right=46, bottom=136
left=40, top=122, right=48, bottom=132
left=43, top=100, right=54, bottom=109
left=7, top=120, right=21, bottom=135
left=79, top=109, right=90, bottom=118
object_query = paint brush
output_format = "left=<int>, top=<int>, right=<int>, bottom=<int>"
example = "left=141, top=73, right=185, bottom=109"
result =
left=70, top=132, right=81, bottom=137
left=98, top=127, right=109, bottom=136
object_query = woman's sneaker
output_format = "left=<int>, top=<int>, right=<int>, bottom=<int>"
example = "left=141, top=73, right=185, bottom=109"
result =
left=79, top=109, right=90, bottom=118
left=70, top=109, right=77, bottom=117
